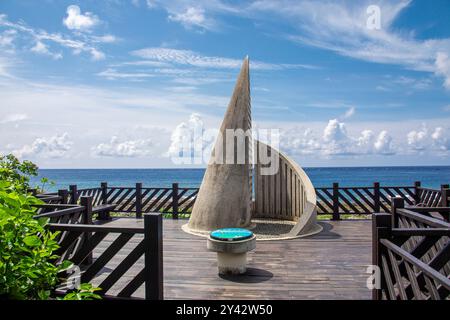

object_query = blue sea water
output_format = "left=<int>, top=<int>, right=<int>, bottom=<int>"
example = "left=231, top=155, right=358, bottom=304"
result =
left=30, top=166, right=450, bottom=192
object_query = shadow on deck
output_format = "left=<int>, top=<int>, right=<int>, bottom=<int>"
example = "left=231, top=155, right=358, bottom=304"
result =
left=93, top=218, right=372, bottom=300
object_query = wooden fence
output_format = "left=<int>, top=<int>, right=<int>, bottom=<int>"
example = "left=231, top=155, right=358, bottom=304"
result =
left=36, top=180, right=450, bottom=220
left=33, top=196, right=164, bottom=300
left=372, top=197, right=450, bottom=300
left=316, top=181, right=449, bottom=219
left=65, top=183, right=198, bottom=219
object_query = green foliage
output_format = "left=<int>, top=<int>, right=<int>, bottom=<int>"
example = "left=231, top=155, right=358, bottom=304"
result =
left=0, top=154, right=38, bottom=193
left=0, top=181, right=101, bottom=300
left=59, top=283, right=102, bottom=300
left=39, top=177, right=55, bottom=193
left=0, top=181, right=63, bottom=299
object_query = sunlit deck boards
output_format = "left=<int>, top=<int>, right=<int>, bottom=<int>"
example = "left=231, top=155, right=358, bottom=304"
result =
left=92, top=218, right=372, bottom=300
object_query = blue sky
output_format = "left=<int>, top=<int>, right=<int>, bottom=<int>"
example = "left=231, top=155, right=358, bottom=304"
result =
left=0, top=0, right=449, bottom=168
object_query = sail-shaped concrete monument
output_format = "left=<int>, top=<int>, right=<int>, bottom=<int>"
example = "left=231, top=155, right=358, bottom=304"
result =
left=183, top=56, right=321, bottom=239
left=186, top=57, right=253, bottom=233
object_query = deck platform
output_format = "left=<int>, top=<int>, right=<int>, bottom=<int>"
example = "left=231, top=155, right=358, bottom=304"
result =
left=92, top=218, right=372, bottom=300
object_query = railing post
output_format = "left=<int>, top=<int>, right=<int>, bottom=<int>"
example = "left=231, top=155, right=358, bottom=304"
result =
left=332, top=182, right=340, bottom=220
left=390, top=196, right=404, bottom=228
left=80, top=196, right=93, bottom=265
left=57, top=189, right=69, bottom=204
left=144, top=213, right=163, bottom=300
left=69, top=185, right=78, bottom=204
left=372, top=212, right=392, bottom=300
left=136, top=183, right=143, bottom=219
left=172, top=183, right=179, bottom=220
left=440, top=184, right=449, bottom=207
left=101, top=182, right=108, bottom=204
left=373, top=182, right=380, bottom=213
left=414, top=181, right=421, bottom=204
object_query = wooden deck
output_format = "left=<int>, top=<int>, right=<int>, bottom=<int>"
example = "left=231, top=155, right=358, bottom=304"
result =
left=92, top=218, right=372, bottom=300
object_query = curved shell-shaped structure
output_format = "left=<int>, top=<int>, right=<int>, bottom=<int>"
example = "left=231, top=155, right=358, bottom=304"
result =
left=253, top=141, right=320, bottom=238
left=184, top=57, right=321, bottom=239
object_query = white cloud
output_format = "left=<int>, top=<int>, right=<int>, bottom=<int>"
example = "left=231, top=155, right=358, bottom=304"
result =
left=435, top=52, right=450, bottom=90
left=92, top=136, right=156, bottom=157
left=247, top=0, right=450, bottom=90
left=168, top=7, right=213, bottom=30
left=0, top=29, right=16, bottom=47
left=131, top=47, right=317, bottom=70
left=63, top=5, right=100, bottom=32
left=0, top=113, right=28, bottom=124
left=31, top=41, right=63, bottom=60
left=374, top=130, right=395, bottom=155
left=0, top=13, right=107, bottom=61
left=96, top=68, right=155, bottom=80
left=13, top=133, right=73, bottom=158
left=167, top=113, right=213, bottom=161
left=341, top=106, right=355, bottom=120
left=407, top=125, right=428, bottom=151
left=431, top=127, right=450, bottom=151
left=282, top=119, right=396, bottom=156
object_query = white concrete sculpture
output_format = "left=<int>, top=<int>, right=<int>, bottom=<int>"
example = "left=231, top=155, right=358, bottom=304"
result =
left=186, top=57, right=253, bottom=233
left=183, top=56, right=321, bottom=239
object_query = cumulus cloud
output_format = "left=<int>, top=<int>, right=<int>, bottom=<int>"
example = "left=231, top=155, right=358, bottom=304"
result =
left=282, top=119, right=396, bottom=157
left=407, top=125, right=428, bottom=151
left=431, top=127, right=450, bottom=151
left=167, top=113, right=214, bottom=163
left=63, top=5, right=100, bottom=31
left=92, top=136, right=156, bottom=157
left=374, top=131, right=395, bottom=155
left=13, top=133, right=73, bottom=158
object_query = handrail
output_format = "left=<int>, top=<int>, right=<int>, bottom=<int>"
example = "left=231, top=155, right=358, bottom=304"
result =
left=397, top=208, right=450, bottom=228
left=34, top=206, right=85, bottom=219
left=380, top=238, right=450, bottom=290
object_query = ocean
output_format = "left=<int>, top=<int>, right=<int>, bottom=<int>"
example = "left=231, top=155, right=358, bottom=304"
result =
left=30, top=166, right=450, bottom=192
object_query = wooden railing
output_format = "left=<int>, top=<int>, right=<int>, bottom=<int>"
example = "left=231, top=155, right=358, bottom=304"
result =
left=316, top=182, right=449, bottom=220
left=64, top=183, right=198, bottom=218
left=48, top=213, right=163, bottom=300
left=37, top=181, right=449, bottom=220
left=372, top=197, right=450, bottom=300
left=32, top=196, right=164, bottom=300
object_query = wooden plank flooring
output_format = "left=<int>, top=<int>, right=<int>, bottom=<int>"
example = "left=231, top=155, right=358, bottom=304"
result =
left=92, top=218, right=372, bottom=300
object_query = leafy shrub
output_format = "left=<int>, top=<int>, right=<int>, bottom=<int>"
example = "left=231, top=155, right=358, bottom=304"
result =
left=0, top=181, right=100, bottom=300
left=0, top=180, right=66, bottom=299
left=0, top=154, right=38, bottom=193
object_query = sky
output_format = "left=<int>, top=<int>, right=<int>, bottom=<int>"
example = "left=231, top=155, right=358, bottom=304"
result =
left=0, top=0, right=450, bottom=168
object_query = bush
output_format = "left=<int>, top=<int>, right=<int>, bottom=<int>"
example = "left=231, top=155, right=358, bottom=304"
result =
left=0, top=180, right=66, bottom=299
left=0, top=154, right=38, bottom=193
left=0, top=180, right=100, bottom=300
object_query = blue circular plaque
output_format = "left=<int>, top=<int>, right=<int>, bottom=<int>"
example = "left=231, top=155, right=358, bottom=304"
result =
left=210, top=228, right=253, bottom=242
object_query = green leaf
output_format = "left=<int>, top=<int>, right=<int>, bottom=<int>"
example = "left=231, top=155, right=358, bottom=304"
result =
left=23, top=235, right=42, bottom=247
